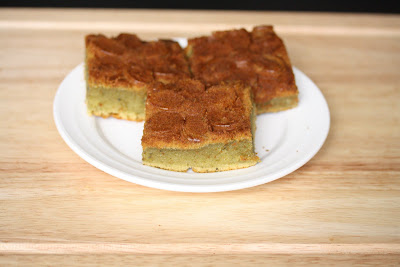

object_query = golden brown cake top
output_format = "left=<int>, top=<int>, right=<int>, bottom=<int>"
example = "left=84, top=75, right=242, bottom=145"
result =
left=142, top=79, right=254, bottom=149
left=85, top=33, right=190, bottom=90
left=186, top=25, right=297, bottom=104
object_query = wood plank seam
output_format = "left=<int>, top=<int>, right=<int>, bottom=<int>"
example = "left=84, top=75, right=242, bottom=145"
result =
left=1, top=243, right=400, bottom=254
left=0, top=22, right=399, bottom=37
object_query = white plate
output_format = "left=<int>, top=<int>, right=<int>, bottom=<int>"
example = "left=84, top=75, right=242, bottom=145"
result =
left=53, top=46, right=330, bottom=193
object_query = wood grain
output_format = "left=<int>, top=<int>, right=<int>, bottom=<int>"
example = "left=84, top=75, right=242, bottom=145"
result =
left=2, top=254, right=400, bottom=267
left=0, top=8, right=399, bottom=266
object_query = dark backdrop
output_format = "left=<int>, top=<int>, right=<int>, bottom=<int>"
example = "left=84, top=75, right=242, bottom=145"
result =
left=1, top=0, right=399, bottom=13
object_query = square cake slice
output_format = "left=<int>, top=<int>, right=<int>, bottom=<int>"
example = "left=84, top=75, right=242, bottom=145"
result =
left=141, top=79, right=259, bottom=172
left=185, top=25, right=298, bottom=114
left=85, top=33, right=190, bottom=121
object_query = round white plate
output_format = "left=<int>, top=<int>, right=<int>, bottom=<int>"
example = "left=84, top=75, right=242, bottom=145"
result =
left=54, top=61, right=329, bottom=193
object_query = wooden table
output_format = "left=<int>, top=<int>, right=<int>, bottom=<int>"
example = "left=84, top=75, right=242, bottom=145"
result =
left=1, top=8, right=399, bottom=266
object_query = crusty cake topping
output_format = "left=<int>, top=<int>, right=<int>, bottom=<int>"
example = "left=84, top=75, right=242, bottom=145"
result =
left=186, top=26, right=297, bottom=104
left=86, top=33, right=190, bottom=89
left=142, top=79, right=253, bottom=149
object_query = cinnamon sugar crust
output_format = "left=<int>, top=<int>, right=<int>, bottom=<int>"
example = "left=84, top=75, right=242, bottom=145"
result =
left=186, top=25, right=298, bottom=112
left=86, top=33, right=190, bottom=89
left=142, top=79, right=254, bottom=150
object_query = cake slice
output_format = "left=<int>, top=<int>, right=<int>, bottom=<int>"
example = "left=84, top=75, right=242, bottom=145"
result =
left=185, top=25, right=298, bottom=114
left=141, top=79, right=259, bottom=172
left=85, top=33, right=190, bottom=121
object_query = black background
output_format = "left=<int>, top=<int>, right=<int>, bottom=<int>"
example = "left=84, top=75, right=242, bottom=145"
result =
left=1, top=0, right=399, bottom=13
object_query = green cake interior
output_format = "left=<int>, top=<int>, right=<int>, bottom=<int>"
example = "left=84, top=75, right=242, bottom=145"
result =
left=143, top=139, right=258, bottom=173
left=256, top=95, right=298, bottom=114
left=86, top=85, right=147, bottom=121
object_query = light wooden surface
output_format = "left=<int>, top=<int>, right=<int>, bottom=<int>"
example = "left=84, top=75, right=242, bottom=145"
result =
left=0, top=8, right=400, bottom=266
